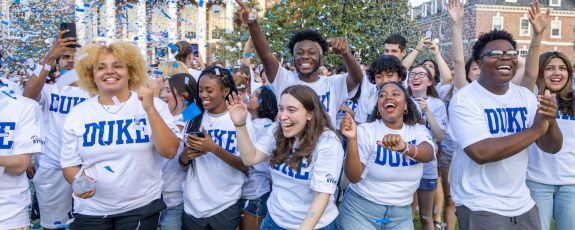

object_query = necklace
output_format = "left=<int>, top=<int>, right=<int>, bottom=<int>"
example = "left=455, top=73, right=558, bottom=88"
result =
left=99, top=93, right=130, bottom=115
left=206, top=111, right=228, bottom=127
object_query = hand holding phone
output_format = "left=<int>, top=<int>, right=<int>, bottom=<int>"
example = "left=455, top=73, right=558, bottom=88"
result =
left=60, top=22, right=80, bottom=48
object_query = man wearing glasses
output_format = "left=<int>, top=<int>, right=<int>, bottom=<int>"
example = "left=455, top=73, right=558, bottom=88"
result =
left=447, top=29, right=563, bottom=230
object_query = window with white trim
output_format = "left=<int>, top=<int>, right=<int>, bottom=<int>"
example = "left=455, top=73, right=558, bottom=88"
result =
left=550, top=0, right=561, bottom=7
left=551, top=19, right=561, bottom=38
left=519, top=17, right=530, bottom=36
left=492, top=14, right=504, bottom=30
left=422, top=4, right=428, bottom=17
left=432, top=0, right=437, bottom=14
left=519, top=49, right=528, bottom=58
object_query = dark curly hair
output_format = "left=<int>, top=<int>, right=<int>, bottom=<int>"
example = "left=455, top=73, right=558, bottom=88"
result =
left=255, top=85, right=278, bottom=121
left=366, top=55, right=407, bottom=84
left=368, top=82, right=424, bottom=125
left=472, top=30, right=517, bottom=62
left=287, top=29, right=329, bottom=56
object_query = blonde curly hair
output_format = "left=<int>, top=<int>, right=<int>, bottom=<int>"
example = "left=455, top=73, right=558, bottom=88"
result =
left=158, top=61, right=188, bottom=78
left=75, top=41, right=148, bottom=95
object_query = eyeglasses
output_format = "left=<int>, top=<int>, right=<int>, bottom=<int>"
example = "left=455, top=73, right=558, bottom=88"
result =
left=408, top=72, right=428, bottom=79
left=480, top=50, right=519, bottom=59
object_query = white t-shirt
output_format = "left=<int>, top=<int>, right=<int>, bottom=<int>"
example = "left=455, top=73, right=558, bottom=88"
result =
left=355, top=75, right=378, bottom=123
left=188, top=68, right=202, bottom=82
left=254, top=124, right=343, bottom=229
left=60, top=93, right=179, bottom=215
left=349, top=120, right=435, bottom=206
left=0, top=94, right=42, bottom=229
left=183, top=111, right=254, bottom=218
left=448, top=81, right=537, bottom=216
left=0, top=77, right=23, bottom=96
left=161, top=114, right=186, bottom=208
left=241, top=118, right=272, bottom=199
left=419, top=97, right=447, bottom=179
left=272, top=67, right=349, bottom=127
left=39, top=84, right=89, bottom=169
left=527, top=112, right=575, bottom=185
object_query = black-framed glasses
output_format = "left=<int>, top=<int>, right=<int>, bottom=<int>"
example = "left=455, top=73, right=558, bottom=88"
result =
left=408, top=72, right=429, bottom=79
left=480, top=50, right=519, bottom=59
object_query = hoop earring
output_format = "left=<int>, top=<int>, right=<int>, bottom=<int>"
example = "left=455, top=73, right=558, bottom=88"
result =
left=404, top=109, right=408, bottom=115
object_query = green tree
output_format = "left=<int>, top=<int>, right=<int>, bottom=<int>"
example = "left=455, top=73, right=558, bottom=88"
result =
left=0, top=1, right=74, bottom=77
left=214, top=0, right=419, bottom=66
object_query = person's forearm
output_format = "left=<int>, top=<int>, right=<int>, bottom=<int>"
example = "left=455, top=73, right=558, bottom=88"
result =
left=520, top=33, right=542, bottom=91
left=241, top=38, right=253, bottom=66
left=211, top=145, right=249, bottom=172
left=0, top=154, right=32, bottom=176
left=424, top=111, right=445, bottom=141
left=434, top=51, right=453, bottom=85
left=452, top=21, right=468, bottom=90
left=402, top=49, right=419, bottom=69
left=300, top=192, right=331, bottom=230
left=147, top=108, right=179, bottom=158
left=63, top=165, right=81, bottom=184
left=344, top=137, right=364, bottom=183
left=342, top=52, right=363, bottom=91
left=236, top=125, right=261, bottom=166
left=23, top=59, right=54, bottom=101
left=536, top=120, right=563, bottom=153
left=247, top=21, right=279, bottom=82
left=464, top=128, right=541, bottom=164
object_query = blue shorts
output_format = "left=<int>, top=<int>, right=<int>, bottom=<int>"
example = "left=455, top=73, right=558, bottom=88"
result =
left=239, top=192, right=270, bottom=217
left=418, top=178, right=438, bottom=191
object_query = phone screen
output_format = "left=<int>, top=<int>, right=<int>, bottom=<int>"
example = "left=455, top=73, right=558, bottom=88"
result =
left=60, top=23, right=80, bottom=48
left=189, top=131, right=205, bottom=138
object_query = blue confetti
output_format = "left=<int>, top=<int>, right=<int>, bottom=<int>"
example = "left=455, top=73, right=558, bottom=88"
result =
left=199, top=0, right=204, bottom=7
left=154, top=70, right=163, bottom=75
left=134, top=36, right=139, bottom=41
left=14, top=0, right=20, bottom=4
left=258, top=98, right=263, bottom=104
left=182, top=102, right=202, bottom=122
left=104, top=166, right=115, bottom=173
left=160, top=8, right=172, bottom=20
left=83, top=3, right=90, bottom=7
left=264, top=124, right=272, bottom=128
left=0, top=20, right=9, bottom=26
left=126, top=3, right=133, bottom=9
left=172, top=63, right=178, bottom=68
left=244, top=53, right=254, bottom=58
left=168, top=43, right=179, bottom=52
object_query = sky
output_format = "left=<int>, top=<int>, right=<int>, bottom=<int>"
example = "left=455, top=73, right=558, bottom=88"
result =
left=410, top=0, right=426, bottom=7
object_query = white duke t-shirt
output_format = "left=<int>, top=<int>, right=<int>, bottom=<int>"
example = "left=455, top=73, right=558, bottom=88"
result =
left=0, top=94, right=42, bottom=229
left=349, top=120, right=435, bottom=206
left=254, top=124, right=344, bottom=229
left=39, top=84, right=89, bottom=169
left=448, top=81, right=537, bottom=216
left=272, top=67, right=349, bottom=127
left=183, top=111, right=255, bottom=218
left=60, top=93, right=179, bottom=215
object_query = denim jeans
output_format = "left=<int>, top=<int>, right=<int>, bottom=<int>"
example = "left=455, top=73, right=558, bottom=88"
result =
left=337, top=189, right=414, bottom=230
left=527, top=180, right=575, bottom=230
left=159, top=202, right=183, bottom=230
left=259, top=213, right=337, bottom=230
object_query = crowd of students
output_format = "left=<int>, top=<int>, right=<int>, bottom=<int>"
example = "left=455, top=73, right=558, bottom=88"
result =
left=1, top=0, right=574, bottom=229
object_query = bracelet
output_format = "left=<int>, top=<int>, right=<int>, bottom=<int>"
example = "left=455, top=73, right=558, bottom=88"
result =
left=410, top=144, right=419, bottom=160
left=400, top=142, right=410, bottom=155
left=234, top=122, right=246, bottom=127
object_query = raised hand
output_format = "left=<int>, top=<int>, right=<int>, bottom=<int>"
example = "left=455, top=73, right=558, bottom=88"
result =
left=226, top=92, right=249, bottom=126
left=138, top=79, right=156, bottom=113
left=377, top=134, right=407, bottom=152
left=414, top=97, right=429, bottom=113
left=448, top=0, right=464, bottom=23
left=328, top=38, right=350, bottom=57
left=234, top=0, right=252, bottom=26
left=340, top=112, right=357, bottom=139
left=528, top=0, right=551, bottom=35
left=416, top=36, right=430, bottom=51
left=45, top=30, right=78, bottom=63
left=537, top=89, right=558, bottom=120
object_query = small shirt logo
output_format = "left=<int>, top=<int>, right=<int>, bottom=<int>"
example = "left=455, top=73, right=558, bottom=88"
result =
left=31, top=135, right=45, bottom=145
left=326, top=174, right=337, bottom=184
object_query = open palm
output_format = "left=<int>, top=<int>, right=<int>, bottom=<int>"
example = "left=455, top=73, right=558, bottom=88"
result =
left=226, top=92, right=248, bottom=126
left=528, top=0, right=550, bottom=35
left=448, top=0, right=464, bottom=23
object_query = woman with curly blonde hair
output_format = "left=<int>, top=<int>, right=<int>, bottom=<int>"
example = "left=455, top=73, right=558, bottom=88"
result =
left=60, top=41, right=180, bottom=229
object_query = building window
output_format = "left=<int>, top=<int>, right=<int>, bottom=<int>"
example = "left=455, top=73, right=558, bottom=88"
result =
left=422, top=4, right=428, bottom=17
left=551, top=19, right=561, bottom=38
left=550, top=0, right=561, bottom=7
left=492, top=15, right=504, bottom=30
left=431, top=0, right=437, bottom=14
left=519, top=17, right=530, bottom=36
left=519, top=49, right=528, bottom=58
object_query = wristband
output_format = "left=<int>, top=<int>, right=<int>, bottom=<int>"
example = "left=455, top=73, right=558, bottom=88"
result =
left=44, top=64, right=52, bottom=71
left=248, top=12, right=257, bottom=23
left=400, top=142, right=410, bottom=155
left=234, top=122, right=246, bottom=127
left=410, top=144, right=419, bottom=160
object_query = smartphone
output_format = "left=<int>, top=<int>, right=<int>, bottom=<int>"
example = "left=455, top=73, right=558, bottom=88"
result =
left=60, top=22, right=80, bottom=48
left=189, top=131, right=205, bottom=138
left=424, top=30, right=433, bottom=39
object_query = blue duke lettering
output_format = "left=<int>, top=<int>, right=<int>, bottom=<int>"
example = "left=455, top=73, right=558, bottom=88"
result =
left=83, top=118, right=149, bottom=147
left=206, top=129, right=237, bottom=153
left=338, top=100, right=358, bottom=115
left=319, top=92, right=331, bottom=112
left=557, top=112, right=575, bottom=121
left=0, top=122, right=16, bottom=149
left=49, top=94, right=87, bottom=114
left=272, top=161, right=311, bottom=180
left=375, top=140, right=417, bottom=167
left=484, top=107, right=528, bottom=134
